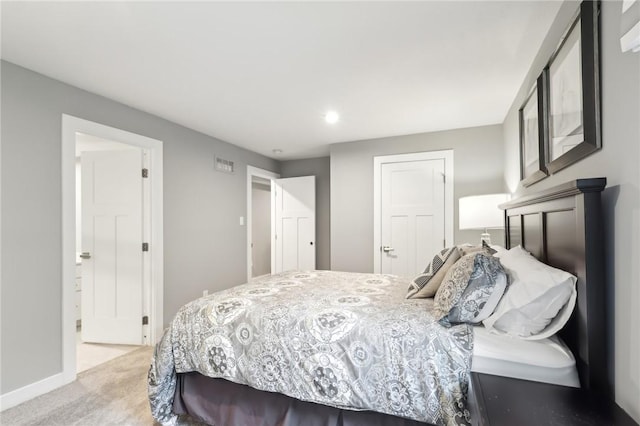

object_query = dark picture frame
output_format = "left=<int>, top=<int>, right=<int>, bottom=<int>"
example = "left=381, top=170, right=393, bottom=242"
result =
left=544, top=0, right=601, bottom=174
left=519, top=75, right=548, bottom=187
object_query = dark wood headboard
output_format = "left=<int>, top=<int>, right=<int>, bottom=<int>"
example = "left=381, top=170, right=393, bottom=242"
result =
left=500, top=178, right=607, bottom=394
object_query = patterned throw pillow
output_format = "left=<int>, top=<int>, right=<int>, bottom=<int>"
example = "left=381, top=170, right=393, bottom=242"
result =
left=406, top=246, right=461, bottom=299
left=482, top=240, right=498, bottom=255
left=457, top=244, right=484, bottom=257
left=457, top=241, right=497, bottom=257
left=434, top=252, right=508, bottom=326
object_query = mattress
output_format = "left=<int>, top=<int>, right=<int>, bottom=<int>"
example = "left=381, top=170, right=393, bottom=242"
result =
left=170, top=327, right=580, bottom=426
left=471, top=325, right=580, bottom=387
left=170, top=327, right=581, bottom=426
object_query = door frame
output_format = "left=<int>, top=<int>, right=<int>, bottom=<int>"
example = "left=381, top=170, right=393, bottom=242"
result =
left=61, top=114, right=164, bottom=384
left=246, top=166, right=280, bottom=282
left=373, top=150, right=454, bottom=273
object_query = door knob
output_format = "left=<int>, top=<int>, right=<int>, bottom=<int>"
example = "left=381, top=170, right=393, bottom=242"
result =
left=381, top=246, right=395, bottom=253
left=80, top=252, right=92, bottom=259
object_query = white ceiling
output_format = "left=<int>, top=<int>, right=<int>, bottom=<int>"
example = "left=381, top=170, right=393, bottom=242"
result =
left=1, top=1, right=562, bottom=160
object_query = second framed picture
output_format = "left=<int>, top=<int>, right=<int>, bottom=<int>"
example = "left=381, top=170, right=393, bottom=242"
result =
left=518, top=0, right=601, bottom=187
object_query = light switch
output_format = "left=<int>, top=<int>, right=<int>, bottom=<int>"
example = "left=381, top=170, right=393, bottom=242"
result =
left=240, top=216, right=245, bottom=226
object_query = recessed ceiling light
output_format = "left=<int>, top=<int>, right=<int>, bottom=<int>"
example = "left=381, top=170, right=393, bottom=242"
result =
left=272, top=149, right=283, bottom=155
left=325, top=111, right=339, bottom=124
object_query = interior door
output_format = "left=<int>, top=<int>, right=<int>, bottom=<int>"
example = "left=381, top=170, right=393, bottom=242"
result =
left=273, top=176, right=316, bottom=273
left=380, top=159, right=445, bottom=277
left=81, top=148, right=143, bottom=344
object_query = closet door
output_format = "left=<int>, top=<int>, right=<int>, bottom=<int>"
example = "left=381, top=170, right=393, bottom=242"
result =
left=378, top=158, right=447, bottom=277
left=273, top=176, right=316, bottom=273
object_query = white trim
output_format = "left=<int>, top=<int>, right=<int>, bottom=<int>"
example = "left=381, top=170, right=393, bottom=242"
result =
left=142, top=149, right=152, bottom=344
left=0, top=373, right=66, bottom=411
left=246, top=166, right=280, bottom=282
left=373, top=150, right=454, bottom=273
left=270, top=179, right=277, bottom=275
left=61, top=115, right=164, bottom=389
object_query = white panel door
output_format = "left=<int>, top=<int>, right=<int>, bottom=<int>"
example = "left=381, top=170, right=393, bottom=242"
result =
left=380, top=159, right=445, bottom=277
left=274, top=176, right=315, bottom=273
left=81, top=149, right=143, bottom=344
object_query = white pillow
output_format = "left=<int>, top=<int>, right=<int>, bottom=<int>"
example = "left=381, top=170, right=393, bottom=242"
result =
left=483, top=246, right=577, bottom=340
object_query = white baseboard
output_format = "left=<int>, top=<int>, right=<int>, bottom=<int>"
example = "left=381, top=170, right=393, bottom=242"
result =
left=0, top=372, right=72, bottom=411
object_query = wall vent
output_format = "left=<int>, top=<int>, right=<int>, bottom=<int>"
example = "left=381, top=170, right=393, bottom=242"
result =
left=215, top=156, right=234, bottom=174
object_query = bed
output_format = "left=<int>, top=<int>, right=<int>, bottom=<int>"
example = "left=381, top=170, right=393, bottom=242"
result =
left=149, top=178, right=607, bottom=426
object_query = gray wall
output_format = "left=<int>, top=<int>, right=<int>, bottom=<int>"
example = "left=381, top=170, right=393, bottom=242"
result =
left=0, top=61, right=279, bottom=394
left=502, top=2, right=640, bottom=421
left=330, top=125, right=505, bottom=273
left=280, top=157, right=331, bottom=270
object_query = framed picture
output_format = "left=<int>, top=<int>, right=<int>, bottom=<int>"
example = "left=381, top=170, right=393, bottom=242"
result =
left=545, top=0, right=601, bottom=174
left=519, top=76, right=547, bottom=187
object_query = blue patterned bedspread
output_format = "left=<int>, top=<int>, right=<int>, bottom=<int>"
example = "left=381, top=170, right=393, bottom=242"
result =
left=148, top=270, right=473, bottom=425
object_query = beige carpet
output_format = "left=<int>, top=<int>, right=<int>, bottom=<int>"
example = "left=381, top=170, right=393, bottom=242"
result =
left=76, top=332, right=142, bottom=373
left=0, top=346, right=178, bottom=426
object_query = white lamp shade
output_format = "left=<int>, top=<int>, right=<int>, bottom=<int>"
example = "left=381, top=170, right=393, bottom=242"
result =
left=459, top=193, right=510, bottom=230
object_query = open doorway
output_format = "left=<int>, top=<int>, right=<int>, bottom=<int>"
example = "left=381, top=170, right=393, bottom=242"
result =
left=246, top=166, right=279, bottom=282
left=251, top=177, right=272, bottom=279
left=62, top=115, right=164, bottom=384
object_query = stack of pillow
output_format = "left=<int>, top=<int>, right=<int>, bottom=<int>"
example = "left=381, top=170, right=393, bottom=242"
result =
left=407, top=242, right=577, bottom=340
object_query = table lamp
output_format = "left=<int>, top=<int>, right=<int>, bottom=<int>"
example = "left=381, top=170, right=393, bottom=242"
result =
left=459, top=193, right=510, bottom=245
